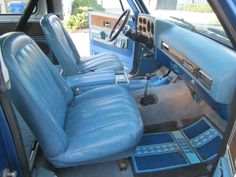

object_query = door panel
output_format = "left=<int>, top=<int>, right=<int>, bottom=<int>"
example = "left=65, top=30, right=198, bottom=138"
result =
left=228, top=122, right=236, bottom=175
left=214, top=121, right=236, bottom=176
left=89, top=11, right=136, bottom=73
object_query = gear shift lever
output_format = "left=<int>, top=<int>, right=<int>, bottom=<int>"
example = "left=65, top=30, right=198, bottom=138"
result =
left=140, top=73, right=156, bottom=106
left=144, top=73, right=152, bottom=96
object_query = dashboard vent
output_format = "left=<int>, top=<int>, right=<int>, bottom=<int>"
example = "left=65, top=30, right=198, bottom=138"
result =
left=198, top=70, right=213, bottom=90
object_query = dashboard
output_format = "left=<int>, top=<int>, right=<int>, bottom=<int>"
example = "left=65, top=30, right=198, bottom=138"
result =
left=137, top=13, right=236, bottom=120
left=161, top=41, right=213, bottom=90
left=155, top=20, right=236, bottom=106
left=137, top=14, right=155, bottom=40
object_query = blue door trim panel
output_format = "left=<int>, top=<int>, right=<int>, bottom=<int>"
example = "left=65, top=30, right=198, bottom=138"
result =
left=89, top=11, right=136, bottom=72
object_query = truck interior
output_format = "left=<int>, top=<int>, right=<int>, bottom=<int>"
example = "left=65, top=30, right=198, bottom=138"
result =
left=0, top=0, right=235, bottom=177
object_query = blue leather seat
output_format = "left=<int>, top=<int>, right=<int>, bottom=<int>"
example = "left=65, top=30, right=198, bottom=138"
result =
left=0, top=32, right=143, bottom=168
left=40, top=13, right=124, bottom=76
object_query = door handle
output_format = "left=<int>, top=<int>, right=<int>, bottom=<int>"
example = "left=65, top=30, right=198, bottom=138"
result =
left=104, top=21, right=111, bottom=28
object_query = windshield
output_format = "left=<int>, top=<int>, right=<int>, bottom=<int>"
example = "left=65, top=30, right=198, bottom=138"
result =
left=142, top=0, right=231, bottom=47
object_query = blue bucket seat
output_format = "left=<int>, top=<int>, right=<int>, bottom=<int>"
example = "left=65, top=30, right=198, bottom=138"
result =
left=40, top=13, right=124, bottom=76
left=0, top=32, right=143, bottom=168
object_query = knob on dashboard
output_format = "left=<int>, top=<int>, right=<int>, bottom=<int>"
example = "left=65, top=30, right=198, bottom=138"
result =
left=139, top=17, right=142, bottom=24
left=151, top=22, right=154, bottom=35
left=147, top=21, right=151, bottom=32
left=139, top=25, right=143, bottom=32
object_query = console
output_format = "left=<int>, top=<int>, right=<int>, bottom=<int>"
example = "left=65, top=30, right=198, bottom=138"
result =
left=65, top=71, right=129, bottom=94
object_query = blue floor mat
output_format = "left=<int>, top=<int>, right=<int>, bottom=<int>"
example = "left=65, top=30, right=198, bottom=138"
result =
left=132, top=117, right=223, bottom=174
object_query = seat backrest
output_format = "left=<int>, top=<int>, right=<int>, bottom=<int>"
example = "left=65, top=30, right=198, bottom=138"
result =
left=0, top=32, right=73, bottom=158
left=40, top=13, right=81, bottom=76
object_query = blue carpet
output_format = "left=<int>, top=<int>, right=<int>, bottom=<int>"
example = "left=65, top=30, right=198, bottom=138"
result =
left=132, top=117, right=222, bottom=174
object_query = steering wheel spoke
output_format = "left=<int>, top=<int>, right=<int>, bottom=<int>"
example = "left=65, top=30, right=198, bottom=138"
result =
left=109, top=9, right=130, bottom=42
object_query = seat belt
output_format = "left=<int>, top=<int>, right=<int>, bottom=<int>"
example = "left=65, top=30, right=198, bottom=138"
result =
left=46, top=0, right=54, bottom=13
left=15, top=0, right=39, bottom=32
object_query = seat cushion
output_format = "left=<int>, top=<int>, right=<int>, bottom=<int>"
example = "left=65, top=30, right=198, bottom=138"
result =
left=40, top=13, right=124, bottom=75
left=1, top=32, right=143, bottom=168
left=79, top=52, right=124, bottom=73
left=1, top=32, right=73, bottom=158
left=40, top=13, right=81, bottom=75
left=65, top=70, right=116, bottom=92
left=49, top=86, right=143, bottom=168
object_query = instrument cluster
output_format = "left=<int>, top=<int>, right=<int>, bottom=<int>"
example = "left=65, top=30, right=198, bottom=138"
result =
left=138, top=14, right=155, bottom=39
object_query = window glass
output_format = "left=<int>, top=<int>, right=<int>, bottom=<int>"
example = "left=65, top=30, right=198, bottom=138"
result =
left=63, top=0, right=133, bottom=17
left=96, top=0, right=132, bottom=14
left=0, top=0, right=29, bottom=14
left=143, top=0, right=231, bottom=46
left=63, top=0, right=133, bottom=31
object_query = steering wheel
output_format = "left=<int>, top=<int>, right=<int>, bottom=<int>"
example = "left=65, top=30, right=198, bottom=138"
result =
left=109, top=9, right=130, bottom=42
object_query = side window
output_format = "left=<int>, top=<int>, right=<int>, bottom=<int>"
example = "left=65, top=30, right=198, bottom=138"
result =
left=63, top=0, right=133, bottom=32
left=0, top=0, right=29, bottom=14
left=96, top=0, right=133, bottom=15
left=63, top=0, right=132, bottom=18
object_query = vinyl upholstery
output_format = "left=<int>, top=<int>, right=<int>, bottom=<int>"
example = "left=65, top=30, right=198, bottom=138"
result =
left=40, top=13, right=123, bottom=75
left=65, top=70, right=116, bottom=92
left=0, top=32, right=143, bottom=168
